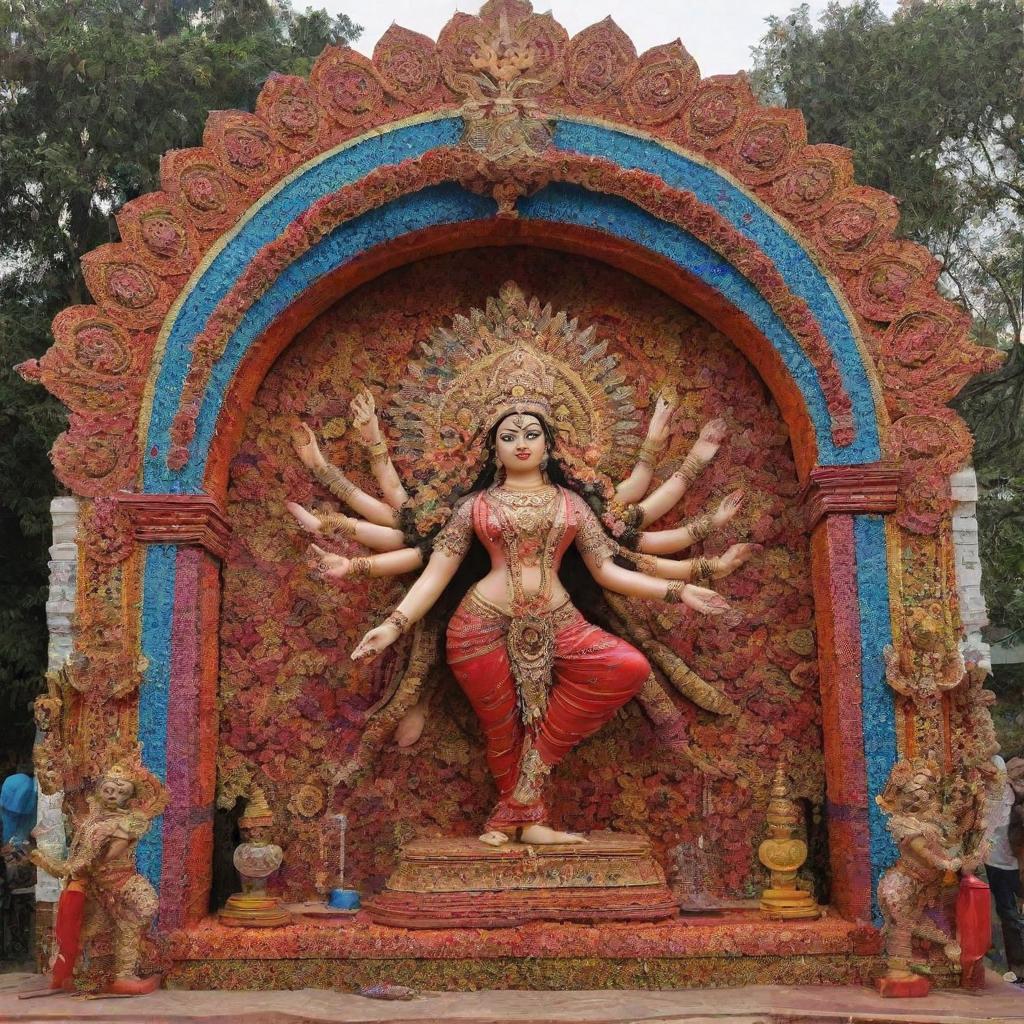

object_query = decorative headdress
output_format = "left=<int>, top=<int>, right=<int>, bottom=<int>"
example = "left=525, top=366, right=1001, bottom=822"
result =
left=482, top=339, right=556, bottom=433
left=391, top=281, right=639, bottom=472
left=101, top=763, right=137, bottom=788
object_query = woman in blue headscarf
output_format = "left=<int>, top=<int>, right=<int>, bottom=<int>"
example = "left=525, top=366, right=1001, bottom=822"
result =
left=1, top=765, right=37, bottom=847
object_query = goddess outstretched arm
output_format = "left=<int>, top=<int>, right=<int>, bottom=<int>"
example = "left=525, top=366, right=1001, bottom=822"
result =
left=350, top=500, right=473, bottom=660
left=615, top=394, right=676, bottom=504
left=350, top=390, right=409, bottom=509
left=309, top=544, right=424, bottom=582
left=292, top=422, right=399, bottom=528
left=571, top=495, right=729, bottom=614
left=619, top=542, right=760, bottom=582
left=637, top=418, right=727, bottom=528
left=636, top=490, right=745, bottom=554
left=287, top=501, right=406, bottom=551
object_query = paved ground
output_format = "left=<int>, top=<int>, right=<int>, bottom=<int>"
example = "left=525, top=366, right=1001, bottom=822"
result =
left=0, top=972, right=1022, bottom=1024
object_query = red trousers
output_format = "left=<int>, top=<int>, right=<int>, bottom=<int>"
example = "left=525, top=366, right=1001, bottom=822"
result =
left=447, top=591, right=650, bottom=831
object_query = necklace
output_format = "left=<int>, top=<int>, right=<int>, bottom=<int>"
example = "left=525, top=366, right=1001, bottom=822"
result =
left=491, top=484, right=556, bottom=509
left=499, top=480, right=547, bottom=492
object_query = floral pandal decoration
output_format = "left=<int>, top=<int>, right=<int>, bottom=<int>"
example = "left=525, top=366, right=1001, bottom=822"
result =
left=15, top=0, right=1004, bottom=992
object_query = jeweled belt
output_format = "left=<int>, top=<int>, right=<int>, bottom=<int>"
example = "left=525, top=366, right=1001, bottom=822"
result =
left=462, top=588, right=576, bottom=726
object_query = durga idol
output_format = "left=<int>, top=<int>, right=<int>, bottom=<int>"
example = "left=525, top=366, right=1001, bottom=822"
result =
left=290, top=284, right=757, bottom=847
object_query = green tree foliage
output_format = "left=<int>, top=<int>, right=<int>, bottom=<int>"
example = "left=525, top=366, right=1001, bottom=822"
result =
left=752, top=0, right=1023, bottom=733
left=0, top=0, right=360, bottom=755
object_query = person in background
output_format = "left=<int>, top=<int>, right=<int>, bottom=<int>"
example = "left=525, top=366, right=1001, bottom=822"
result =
left=0, top=764, right=37, bottom=848
left=985, top=753, right=1024, bottom=979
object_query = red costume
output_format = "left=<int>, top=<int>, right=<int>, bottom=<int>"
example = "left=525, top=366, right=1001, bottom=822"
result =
left=441, top=486, right=650, bottom=832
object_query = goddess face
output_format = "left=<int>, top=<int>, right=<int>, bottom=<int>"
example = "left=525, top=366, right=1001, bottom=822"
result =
left=495, top=413, right=547, bottom=473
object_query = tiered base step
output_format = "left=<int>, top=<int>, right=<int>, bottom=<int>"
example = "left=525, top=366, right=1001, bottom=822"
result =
left=364, top=832, right=677, bottom=928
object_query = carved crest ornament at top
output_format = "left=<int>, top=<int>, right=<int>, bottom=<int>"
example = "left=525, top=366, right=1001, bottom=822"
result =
left=17, top=0, right=999, bottom=519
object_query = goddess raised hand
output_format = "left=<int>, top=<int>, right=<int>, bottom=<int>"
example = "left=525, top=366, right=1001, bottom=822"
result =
left=349, top=389, right=408, bottom=508
left=615, top=392, right=677, bottom=504
left=290, top=422, right=399, bottom=528
left=633, top=417, right=729, bottom=528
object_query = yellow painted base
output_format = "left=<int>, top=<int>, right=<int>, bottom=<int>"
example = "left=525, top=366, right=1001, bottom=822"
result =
left=218, top=893, right=292, bottom=928
left=760, top=887, right=821, bottom=920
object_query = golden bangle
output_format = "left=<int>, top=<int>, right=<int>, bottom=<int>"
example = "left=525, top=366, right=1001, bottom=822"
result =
left=674, top=451, right=705, bottom=486
left=664, top=581, right=686, bottom=605
left=313, top=463, right=356, bottom=500
left=385, top=610, right=410, bottom=634
left=694, top=555, right=718, bottom=582
left=687, top=512, right=714, bottom=543
left=318, top=512, right=356, bottom=539
left=367, top=438, right=390, bottom=466
left=638, top=438, right=666, bottom=467
left=348, top=556, right=372, bottom=580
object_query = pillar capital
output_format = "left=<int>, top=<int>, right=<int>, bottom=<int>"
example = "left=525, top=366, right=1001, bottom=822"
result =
left=801, top=465, right=901, bottom=530
left=116, top=493, right=230, bottom=559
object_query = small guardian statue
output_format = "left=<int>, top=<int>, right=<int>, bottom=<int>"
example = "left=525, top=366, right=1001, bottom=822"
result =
left=29, top=753, right=167, bottom=994
left=875, top=758, right=962, bottom=997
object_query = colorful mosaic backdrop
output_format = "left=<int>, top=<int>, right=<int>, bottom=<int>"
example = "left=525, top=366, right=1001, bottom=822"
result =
left=216, top=248, right=823, bottom=900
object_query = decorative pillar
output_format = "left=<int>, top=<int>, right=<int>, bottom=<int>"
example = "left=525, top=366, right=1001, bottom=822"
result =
left=949, top=467, right=990, bottom=667
left=802, top=465, right=900, bottom=922
left=118, top=494, right=229, bottom=929
left=35, top=497, right=79, bottom=963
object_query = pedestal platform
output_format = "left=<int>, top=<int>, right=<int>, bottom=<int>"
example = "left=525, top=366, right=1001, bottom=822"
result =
left=364, top=832, right=677, bottom=928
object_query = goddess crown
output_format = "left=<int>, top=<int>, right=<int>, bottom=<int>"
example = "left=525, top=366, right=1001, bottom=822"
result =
left=484, top=340, right=557, bottom=433
left=391, top=281, right=639, bottom=473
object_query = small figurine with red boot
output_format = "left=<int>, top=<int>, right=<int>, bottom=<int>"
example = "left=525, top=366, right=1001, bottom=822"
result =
left=29, top=749, right=167, bottom=994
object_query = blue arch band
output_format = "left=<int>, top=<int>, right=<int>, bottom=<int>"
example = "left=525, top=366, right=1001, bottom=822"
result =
left=143, top=117, right=881, bottom=492
left=854, top=515, right=899, bottom=922
left=137, top=543, right=177, bottom=887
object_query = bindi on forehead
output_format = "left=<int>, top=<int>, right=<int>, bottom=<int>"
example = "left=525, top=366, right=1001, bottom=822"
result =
left=502, top=414, right=541, bottom=432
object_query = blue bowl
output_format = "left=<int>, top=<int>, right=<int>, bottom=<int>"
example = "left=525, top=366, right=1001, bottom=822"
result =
left=328, top=888, right=360, bottom=910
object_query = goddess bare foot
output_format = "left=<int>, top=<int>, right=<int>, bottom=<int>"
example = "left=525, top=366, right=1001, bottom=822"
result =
left=519, top=824, right=586, bottom=844
left=393, top=702, right=428, bottom=747
left=477, top=826, right=586, bottom=847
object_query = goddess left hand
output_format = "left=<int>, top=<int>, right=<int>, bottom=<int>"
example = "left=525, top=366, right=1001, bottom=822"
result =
left=351, top=623, right=400, bottom=661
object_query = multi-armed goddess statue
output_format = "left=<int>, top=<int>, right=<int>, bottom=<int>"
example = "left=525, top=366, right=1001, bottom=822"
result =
left=287, top=283, right=757, bottom=846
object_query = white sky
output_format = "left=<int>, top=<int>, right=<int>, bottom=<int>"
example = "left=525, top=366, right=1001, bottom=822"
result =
left=322, top=0, right=902, bottom=77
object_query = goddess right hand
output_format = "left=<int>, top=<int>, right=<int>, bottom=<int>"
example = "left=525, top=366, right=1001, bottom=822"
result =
left=351, top=623, right=400, bottom=661
left=691, top=418, right=727, bottom=464
left=292, top=421, right=327, bottom=471
left=308, top=543, right=350, bottom=582
left=681, top=583, right=730, bottom=616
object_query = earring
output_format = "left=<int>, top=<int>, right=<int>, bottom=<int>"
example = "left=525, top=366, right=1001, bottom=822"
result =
left=540, top=452, right=549, bottom=471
